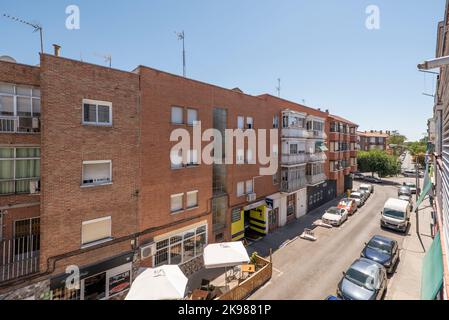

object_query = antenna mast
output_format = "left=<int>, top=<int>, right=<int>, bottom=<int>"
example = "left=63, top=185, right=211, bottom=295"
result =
left=3, top=14, right=43, bottom=54
left=276, top=78, right=281, bottom=97
left=176, top=31, right=186, bottom=77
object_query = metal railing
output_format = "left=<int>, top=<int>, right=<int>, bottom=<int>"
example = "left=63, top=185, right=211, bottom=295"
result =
left=281, top=178, right=307, bottom=193
left=307, top=153, right=326, bottom=162
left=306, top=173, right=327, bottom=185
left=1, top=234, right=40, bottom=282
left=0, top=116, right=40, bottom=133
left=281, top=127, right=310, bottom=139
left=281, top=153, right=307, bottom=165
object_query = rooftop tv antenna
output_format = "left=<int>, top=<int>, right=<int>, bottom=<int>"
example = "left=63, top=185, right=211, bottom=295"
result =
left=276, top=78, right=281, bottom=97
left=3, top=13, right=43, bottom=54
left=175, top=30, right=186, bottom=77
left=93, top=52, right=112, bottom=67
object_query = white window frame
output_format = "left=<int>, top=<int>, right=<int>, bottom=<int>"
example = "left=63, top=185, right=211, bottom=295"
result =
left=170, top=193, right=184, bottom=213
left=81, top=216, right=112, bottom=248
left=82, top=99, right=113, bottom=126
left=237, top=182, right=245, bottom=197
left=237, top=116, right=244, bottom=129
left=186, top=190, right=199, bottom=209
left=246, top=117, right=253, bottom=129
left=187, top=108, right=198, bottom=126
left=171, top=106, right=184, bottom=125
left=0, top=83, right=41, bottom=118
left=246, top=180, right=253, bottom=194
left=81, top=160, right=112, bottom=187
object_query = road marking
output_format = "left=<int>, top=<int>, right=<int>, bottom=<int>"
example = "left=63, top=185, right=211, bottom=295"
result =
left=272, top=267, right=284, bottom=277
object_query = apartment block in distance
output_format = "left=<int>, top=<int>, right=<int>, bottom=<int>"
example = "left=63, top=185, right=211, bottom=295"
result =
left=357, top=130, right=391, bottom=152
left=0, top=50, right=358, bottom=300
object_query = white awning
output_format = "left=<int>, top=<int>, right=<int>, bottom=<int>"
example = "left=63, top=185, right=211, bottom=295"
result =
left=243, top=200, right=266, bottom=211
left=125, top=265, right=188, bottom=300
left=203, top=241, right=250, bottom=269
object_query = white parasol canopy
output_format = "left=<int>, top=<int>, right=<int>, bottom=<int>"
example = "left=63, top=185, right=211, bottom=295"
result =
left=203, top=241, right=250, bottom=269
left=125, top=265, right=188, bottom=300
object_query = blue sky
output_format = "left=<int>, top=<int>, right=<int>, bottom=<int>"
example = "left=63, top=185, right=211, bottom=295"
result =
left=1, top=1, right=445, bottom=141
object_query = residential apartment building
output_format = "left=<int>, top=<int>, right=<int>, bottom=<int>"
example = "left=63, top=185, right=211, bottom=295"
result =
left=357, top=130, right=391, bottom=152
left=0, top=51, right=357, bottom=300
left=328, top=115, right=358, bottom=195
left=423, top=3, right=449, bottom=300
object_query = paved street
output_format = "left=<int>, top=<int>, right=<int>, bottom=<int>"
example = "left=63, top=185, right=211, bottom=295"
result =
left=248, top=176, right=430, bottom=300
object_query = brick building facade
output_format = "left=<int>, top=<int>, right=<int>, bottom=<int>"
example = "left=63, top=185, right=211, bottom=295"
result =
left=0, top=52, right=358, bottom=300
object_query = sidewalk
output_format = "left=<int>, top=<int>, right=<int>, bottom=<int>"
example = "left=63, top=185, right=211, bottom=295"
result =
left=385, top=200, right=434, bottom=300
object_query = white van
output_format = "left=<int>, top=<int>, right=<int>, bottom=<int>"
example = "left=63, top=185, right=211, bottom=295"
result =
left=380, top=198, right=411, bottom=233
left=359, top=183, right=374, bottom=194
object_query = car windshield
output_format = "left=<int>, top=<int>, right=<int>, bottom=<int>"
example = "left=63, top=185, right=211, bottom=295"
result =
left=383, top=209, right=405, bottom=219
left=327, top=207, right=341, bottom=215
left=399, top=187, right=411, bottom=194
left=406, top=183, right=416, bottom=188
left=367, top=239, right=392, bottom=254
left=345, top=267, right=376, bottom=291
left=350, top=194, right=360, bottom=199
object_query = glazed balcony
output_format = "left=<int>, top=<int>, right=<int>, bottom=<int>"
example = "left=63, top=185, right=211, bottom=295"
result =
left=281, top=153, right=307, bottom=166
left=308, top=130, right=327, bottom=140
left=280, top=177, right=307, bottom=193
left=306, top=173, right=327, bottom=186
left=307, top=152, right=327, bottom=162
left=281, top=127, right=310, bottom=139
left=0, top=116, right=40, bottom=134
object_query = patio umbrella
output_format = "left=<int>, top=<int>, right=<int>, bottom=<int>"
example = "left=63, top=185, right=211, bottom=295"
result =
left=203, top=241, right=250, bottom=269
left=125, top=265, right=188, bottom=300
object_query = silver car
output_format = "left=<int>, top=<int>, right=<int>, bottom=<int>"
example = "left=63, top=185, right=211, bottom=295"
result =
left=337, top=258, right=388, bottom=300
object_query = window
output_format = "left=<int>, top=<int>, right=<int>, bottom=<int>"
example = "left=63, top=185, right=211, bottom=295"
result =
left=232, top=208, right=242, bottom=223
left=273, top=172, right=280, bottom=185
left=81, top=216, right=112, bottom=246
left=246, top=149, right=254, bottom=163
left=82, top=161, right=112, bottom=186
left=0, top=147, right=40, bottom=195
left=82, top=99, right=112, bottom=125
left=237, top=182, right=245, bottom=197
left=246, top=180, right=253, bottom=194
left=171, top=193, right=184, bottom=213
left=154, top=225, right=207, bottom=267
left=290, top=144, right=298, bottom=155
left=186, top=190, right=198, bottom=209
left=171, top=106, right=183, bottom=124
left=0, top=83, right=40, bottom=118
left=246, top=117, right=253, bottom=129
left=187, top=108, right=198, bottom=125
left=187, top=149, right=198, bottom=166
left=237, top=116, right=244, bottom=129
left=170, top=149, right=183, bottom=169
left=236, top=149, right=244, bottom=164
left=273, top=115, right=279, bottom=128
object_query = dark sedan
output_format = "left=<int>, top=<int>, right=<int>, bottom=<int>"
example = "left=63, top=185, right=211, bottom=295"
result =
left=361, top=235, right=399, bottom=274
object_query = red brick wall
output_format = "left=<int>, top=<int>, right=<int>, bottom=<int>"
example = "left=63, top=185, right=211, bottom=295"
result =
left=39, top=55, right=140, bottom=273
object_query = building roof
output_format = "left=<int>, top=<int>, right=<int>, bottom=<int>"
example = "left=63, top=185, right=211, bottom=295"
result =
left=357, top=130, right=390, bottom=138
left=328, top=114, right=358, bottom=127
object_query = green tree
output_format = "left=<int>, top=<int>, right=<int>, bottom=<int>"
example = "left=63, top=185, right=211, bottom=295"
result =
left=357, top=150, right=401, bottom=177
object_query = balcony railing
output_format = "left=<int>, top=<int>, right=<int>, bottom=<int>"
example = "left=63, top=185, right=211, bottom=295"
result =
left=281, top=178, right=307, bottom=193
left=309, top=130, right=327, bottom=140
left=0, top=179, right=40, bottom=195
left=0, top=116, right=40, bottom=133
left=306, top=173, right=327, bottom=186
left=281, top=153, right=307, bottom=165
left=1, top=234, right=40, bottom=283
left=307, top=152, right=326, bottom=162
left=281, top=127, right=310, bottom=139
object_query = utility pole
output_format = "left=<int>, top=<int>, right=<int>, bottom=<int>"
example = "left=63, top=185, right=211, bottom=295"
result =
left=415, top=162, right=426, bottom=252
left=176, top=31, right=186, bottom=77
left=276, top=78, right=281, bottom=98
left=3, top=14, right=43, bottom=54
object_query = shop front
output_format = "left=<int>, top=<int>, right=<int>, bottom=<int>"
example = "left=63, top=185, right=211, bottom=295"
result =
left=307, top=180, right=337, bottom=212
left=50, top=251, right=134, bottom=300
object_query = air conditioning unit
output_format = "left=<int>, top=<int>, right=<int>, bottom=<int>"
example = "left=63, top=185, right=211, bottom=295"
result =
left=247, top=193, right=257, bottom=202
left=140, top=243, right=156, bottom=260
left=18, top=117, right=33, bottom=132
left=32, top=117, right=40, bottom=129
left=30, top=180, right=40, bottom=194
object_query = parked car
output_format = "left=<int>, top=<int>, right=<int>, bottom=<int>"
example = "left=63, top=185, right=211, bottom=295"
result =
left=337, top=258, right=388, bottom=300
left=338, top=198, right=358, bottom=215
left=365, top=176, right=382, bottom=184
left=380, top=198, right=411, bottom=233
left=361, top=235, right=400, bottom=274
left=402, top=169, right=422, bottom=178
left=398, top=194, right=413, bottom=211
left=325, top=295, right=342, bottom=300
left=357, top=189, right=370, bottom=203
left=404, top=182, right=417, bottom=194
left=322, top=207, right=348, bottom=226
left=349, top=192, right=364, bottom=207
left=398, top=186, right=411, bottom=198
left=359, top=183, right=374, bottom=194
left=353, top=172, right=365, bottom=180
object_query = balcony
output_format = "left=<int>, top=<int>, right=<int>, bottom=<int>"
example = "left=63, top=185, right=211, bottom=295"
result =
left=307, top=152, right=326, bottom=162
left=350, top=135, right=357, bottom=143
left=0, top=116, right=40, bottom=133
left=309, top=130, right=327, bottom=140
left=281, top=153, right=307, bottom=166
left=329, top=151, right=342, bottom=161
left=350, top=150, right=357, bottom=157
left=351, top=164, right=358, bottom=172
left=281, top=127, right=310, bottom=139
left=307, top=173, right=327, bottom=186
left=329, top=170, right=341, bottom=180
left=281, top=177, right=307, bottom=193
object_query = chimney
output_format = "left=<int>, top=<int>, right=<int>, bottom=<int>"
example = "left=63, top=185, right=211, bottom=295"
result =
left=53, top=44, right=61, bottom=57
left=325, top=109, right=329, bottom=114
left=380, top=130, right=383, bottom=134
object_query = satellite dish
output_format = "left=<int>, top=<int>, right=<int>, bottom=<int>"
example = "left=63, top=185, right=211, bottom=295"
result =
left=0, top=55, right=17, bottom=63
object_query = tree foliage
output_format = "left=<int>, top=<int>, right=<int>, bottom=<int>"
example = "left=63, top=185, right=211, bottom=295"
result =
left=357, top=150, right=401, bottom=177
